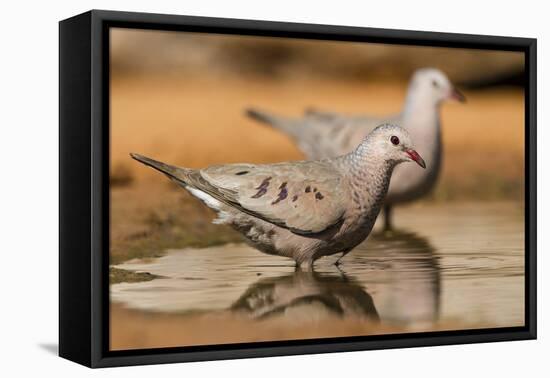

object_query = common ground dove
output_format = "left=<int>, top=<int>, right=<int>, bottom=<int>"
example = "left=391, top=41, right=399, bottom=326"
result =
left=131, top=124, right=425, bottom=268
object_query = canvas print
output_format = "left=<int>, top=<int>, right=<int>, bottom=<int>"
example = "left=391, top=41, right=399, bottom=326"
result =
left=108, top=28, right=525, bottom=351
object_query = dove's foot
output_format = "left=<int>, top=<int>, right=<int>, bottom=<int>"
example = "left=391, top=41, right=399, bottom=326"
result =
left=334, top=248, right=351, bottom=267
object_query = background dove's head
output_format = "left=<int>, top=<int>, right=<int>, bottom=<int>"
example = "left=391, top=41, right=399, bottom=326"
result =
left=357, top=124, right=426, bottom=169
left=410, top=68, right=466, bottom=104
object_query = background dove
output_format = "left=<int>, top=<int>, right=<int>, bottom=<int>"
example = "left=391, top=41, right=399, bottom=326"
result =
left=247, top=68, right=465, bottom=230
left=131, top=124, right=425, bottom=268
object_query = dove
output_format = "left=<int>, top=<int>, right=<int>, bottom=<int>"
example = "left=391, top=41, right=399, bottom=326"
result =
left=131, top=124, right=425, bottom=268
left=246, top=68, right=465, bottom=230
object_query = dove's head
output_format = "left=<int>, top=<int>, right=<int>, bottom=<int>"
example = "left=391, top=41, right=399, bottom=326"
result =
left=409, top=68, right=466, bottom=104
left=359, top=124, right=426, bottom=169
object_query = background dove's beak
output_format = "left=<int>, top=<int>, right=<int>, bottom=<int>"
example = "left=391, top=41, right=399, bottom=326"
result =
left=450, top=87, right=466, bottom=103
left=406, top=149, right=426, bottom=169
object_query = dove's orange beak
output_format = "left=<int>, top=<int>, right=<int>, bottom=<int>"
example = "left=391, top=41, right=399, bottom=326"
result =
left=450, top=87, right=466, bottom=103
left=406, top=149, right=426, bottom=169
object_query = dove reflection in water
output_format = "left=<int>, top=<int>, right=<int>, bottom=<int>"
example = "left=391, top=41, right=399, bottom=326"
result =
left=230, top=269, right=379, bottom=322
left=356, top=231, right=441, bottom=326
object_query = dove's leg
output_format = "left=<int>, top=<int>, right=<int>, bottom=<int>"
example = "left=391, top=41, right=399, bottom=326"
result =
left=383, top=204, right=393, bottom=231
left=335, top=262, right=346, bottom=277
left=295, top=257, right=315, bottom=272
left=334, top=248, right=351, bottom=266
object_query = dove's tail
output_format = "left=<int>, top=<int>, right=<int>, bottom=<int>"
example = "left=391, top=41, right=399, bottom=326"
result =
left=130, top=153, right=223, bottom=211
left=130, top=153, right=192, bottom=184
left=246, top=108, right=305, bottom=140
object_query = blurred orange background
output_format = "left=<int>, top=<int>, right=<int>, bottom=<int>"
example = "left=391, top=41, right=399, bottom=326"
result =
left=108, top=28, right=525, bottom=350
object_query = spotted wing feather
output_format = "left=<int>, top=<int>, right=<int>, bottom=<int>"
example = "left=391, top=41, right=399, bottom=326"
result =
left=198, top=161, right=347, bottom=235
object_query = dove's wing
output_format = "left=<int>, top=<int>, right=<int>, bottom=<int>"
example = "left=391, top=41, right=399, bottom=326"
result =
left=130, top=154, right=347, bottom=235
left=306, top=108, right=401, bottom=128
left=304, top=108, right=343, bottom=122
left=196, top=161, right=347, bottom=235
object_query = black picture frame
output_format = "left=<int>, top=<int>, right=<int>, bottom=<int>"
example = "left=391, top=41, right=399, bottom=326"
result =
left=59, top=9, right=537, bottom=368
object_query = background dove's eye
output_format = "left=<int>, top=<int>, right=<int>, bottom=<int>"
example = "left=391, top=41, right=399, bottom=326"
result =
left=390, top=136, right=400, bottom=145
left=432, top=79, right=439, bottom=88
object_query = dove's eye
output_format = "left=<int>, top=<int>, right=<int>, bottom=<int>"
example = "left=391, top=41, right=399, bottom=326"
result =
left=432, top=80, right=439, bottom=88
left=390, top=136, right=400, bottom=145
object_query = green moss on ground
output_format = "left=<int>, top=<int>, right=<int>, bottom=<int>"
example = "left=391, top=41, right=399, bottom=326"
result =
left=110, top=267, right=163, bottom=284
left=110, top=210, right=242, bottom=265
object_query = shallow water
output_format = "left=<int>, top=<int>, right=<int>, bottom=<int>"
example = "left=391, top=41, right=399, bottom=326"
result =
left=111, top=202, right=524, bottom=349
